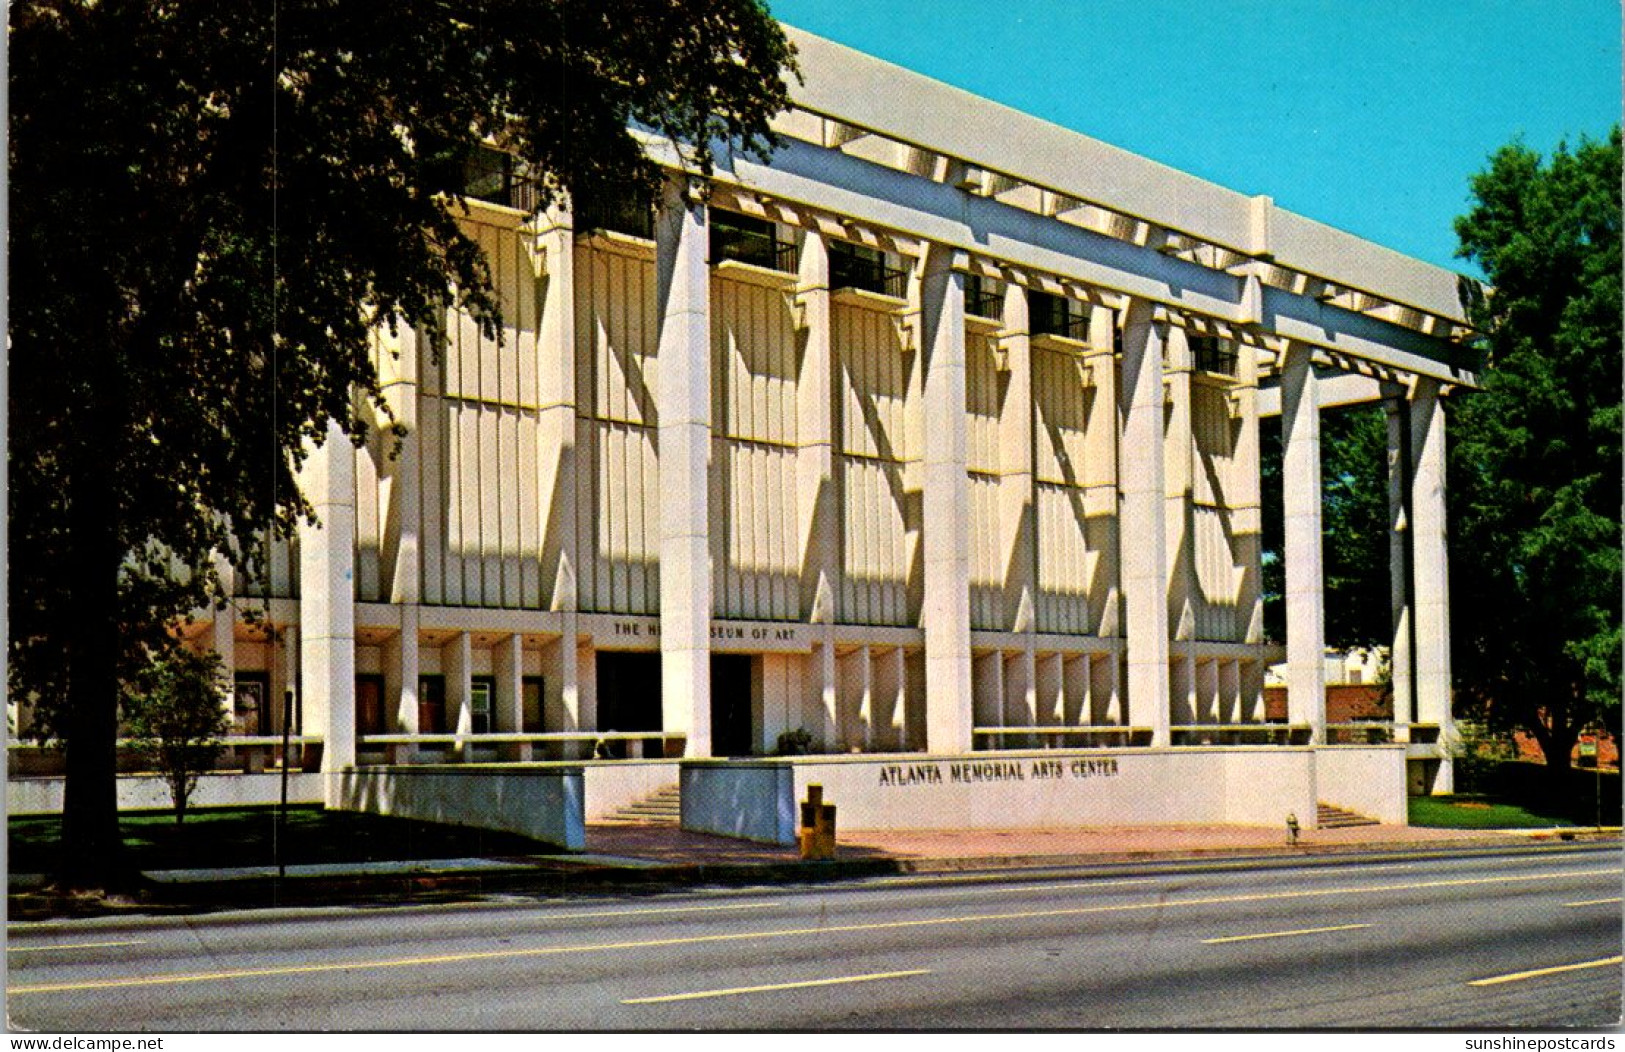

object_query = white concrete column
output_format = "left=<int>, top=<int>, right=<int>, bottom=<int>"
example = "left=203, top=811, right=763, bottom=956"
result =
left=1235, top=343, right=1265, bottom=649
left=1164, top=325, right=1196, bottom=645
left=808, top=641, right=837, bottom=751
left=494, top=633, right=522, bottom=734
left=655, top=177, right=712, bottom=756
left=999, top=282, right=1036, bottom=633
left=446, top=631, right=472, bottom=758
left=1003, top=649, right=1035, bottom=747
left=919, top=245, right=974, bottom=753
left=380, top=325, right=421, bottom=605
left=1085, top=304, right=1121, bottom=639
left=278, top=623, right=300, bottom=737
left=394, top=608, right=420, bottom=734
left=1410, top=378, right=1455, bottom=792
left=796, top=230, right=838, bottom=625
left=537, top=201, right=581, bottom=746
left=1384, top=385, right=1415, bottom=738
left=1119, top=300, right=1170, bottom=744
left=209, top=559, right=236, bottom=722
left=795, top=230, right=840, bottom=752
left=297, top=421, right=357, bottom=771
left=1281, top=343, right=1326, bottom=744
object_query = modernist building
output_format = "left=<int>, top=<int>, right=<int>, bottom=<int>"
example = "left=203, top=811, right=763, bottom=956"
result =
left=182, top=28, right=1474, bottom=796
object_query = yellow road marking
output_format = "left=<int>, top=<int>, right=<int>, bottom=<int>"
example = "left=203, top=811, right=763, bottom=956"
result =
left=10, top=866, right=1616, bottom=996
left=527, top=902, right=781, bottom=920
left=623, top=969, right=929, bottom=1004
left=1202, top=923, right=1371, bottom=945
left=7, top=940, right=146, bottom=954
left=1562, top=897, right=1622, bottom=907
left=1468, top=956, right=1623, bottom=987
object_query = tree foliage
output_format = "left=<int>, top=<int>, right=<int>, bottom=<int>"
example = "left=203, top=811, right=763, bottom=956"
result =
left=1260, top=404, right=1392, bottom=649
left=1449, top=127, right=1622, bottom=771
left=122, top=649, right=231, bottom=826
left=8, top=0, right=795, bottom=888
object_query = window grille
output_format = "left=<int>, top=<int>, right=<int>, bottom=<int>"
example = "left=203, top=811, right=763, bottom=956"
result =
left=830, top=240, right=908, bottom=297
left=710, top=211, right=799, bottom=272
left=1029, top=290, right=1089, bottom=340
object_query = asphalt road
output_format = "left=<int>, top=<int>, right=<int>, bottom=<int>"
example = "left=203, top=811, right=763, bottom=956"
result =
left=8, top=844, right=1621, bottom=1031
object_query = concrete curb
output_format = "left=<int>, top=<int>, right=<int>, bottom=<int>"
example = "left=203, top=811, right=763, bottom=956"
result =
left=8, top=830, right=1617, bottom=919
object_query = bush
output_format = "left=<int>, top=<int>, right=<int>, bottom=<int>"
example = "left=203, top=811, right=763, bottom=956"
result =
left=773, top=728, right=815, bottom=756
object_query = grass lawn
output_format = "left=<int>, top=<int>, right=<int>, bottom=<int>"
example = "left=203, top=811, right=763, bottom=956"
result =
left=1408, top=795, right=1578, bottom=830
left=9, top=806, right=561, bottom=875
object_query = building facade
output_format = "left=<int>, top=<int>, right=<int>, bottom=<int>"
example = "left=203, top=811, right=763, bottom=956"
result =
left=181, top=28, right=1474, bottom=792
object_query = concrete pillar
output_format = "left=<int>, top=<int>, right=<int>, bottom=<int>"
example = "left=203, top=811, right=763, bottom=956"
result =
left=446, top=631, right=472, bottom=745
left=1384, top=384, right=1415, bottom=738
left=537, top=201, right=581, bottom=751
left=1410, top=378, right=1455, bottom=792
left=1281, top=343, right=1326, bottom=744
left=1119, top=300, right=1170, bottom=744
left=796, top=230, right=838, bottom=625
left=919, top=245, right=974, bottom=753
left=1164, top=325, right=1196, bottom=645
left=381, top=325, right=421, bottom=606
left=278, top=623, right=300, bottom=737
left=795, top=230, right=841, bottom=753
left=999, top=282, right=1036, bottom=633
left=297, top=421, right=357, bottom=771
left=209, top=559, right=236, bottom=722
left=1235, top=342, right=1265, bottom=649
left=1085, top=303, right=1122, bottom=639
left=654, top=177, right=712, bottom=756
left=494, top=633, right=522, bottom=734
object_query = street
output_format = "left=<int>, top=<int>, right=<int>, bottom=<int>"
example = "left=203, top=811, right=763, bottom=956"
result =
left=8, top=844, right=1621, bottom=1031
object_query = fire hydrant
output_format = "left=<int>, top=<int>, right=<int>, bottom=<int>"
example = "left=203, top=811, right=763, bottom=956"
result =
left=1286, top=813, right=1300, bottom=846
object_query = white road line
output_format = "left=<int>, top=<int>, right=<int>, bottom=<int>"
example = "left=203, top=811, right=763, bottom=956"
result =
left=1468, top=956, right=1623, bottom=987
left=623, top=969, right=930, bottom=1004
left=7, top=940, right=147, bottom=954
left=1202, top=923, right=1371, bottom=945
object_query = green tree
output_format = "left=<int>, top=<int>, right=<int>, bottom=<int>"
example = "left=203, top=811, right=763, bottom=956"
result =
left=1260, top=404, right=1392, bottom=650
left=1449, top=128, right=1622, bottom=775
left=122, top=649, right=231, bottom=826
left=8, top=0, right=795, bottom=890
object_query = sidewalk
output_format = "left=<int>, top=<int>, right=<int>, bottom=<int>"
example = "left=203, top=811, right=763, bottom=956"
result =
left=9, top=821, right=1618, bottom=918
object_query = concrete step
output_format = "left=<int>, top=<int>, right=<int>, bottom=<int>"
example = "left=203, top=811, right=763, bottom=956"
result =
left=1317, top=802, right=1380, bottom=829
left=600, top=785, right=682, bottom=826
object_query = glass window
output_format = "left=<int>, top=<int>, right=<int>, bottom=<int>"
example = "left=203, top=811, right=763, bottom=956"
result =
left=1029, top=290, right=1089, bottom=340
left=710, top=211, right=799, bottom=272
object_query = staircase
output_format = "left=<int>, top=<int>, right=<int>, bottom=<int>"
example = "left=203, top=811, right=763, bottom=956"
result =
left=597, top=784, right=681, bottom=826
left=1317, top=802, right=1380, bottom=829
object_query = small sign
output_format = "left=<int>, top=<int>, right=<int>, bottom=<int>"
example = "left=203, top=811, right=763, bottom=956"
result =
left=1579, top=737, right=1598, bottom=758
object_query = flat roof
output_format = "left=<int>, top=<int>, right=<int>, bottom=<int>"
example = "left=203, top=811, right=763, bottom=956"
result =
left=783, top=26, right=1470, bottom=326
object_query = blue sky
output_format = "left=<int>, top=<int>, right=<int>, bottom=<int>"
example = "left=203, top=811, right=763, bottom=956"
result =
left=767, top=1, right=1621, bottom=276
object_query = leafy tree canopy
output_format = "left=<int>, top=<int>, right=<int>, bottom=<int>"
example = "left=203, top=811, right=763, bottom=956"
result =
left=1449, top=127, right=1622, bottom=770
left=8, top=0, right=796, bottom=887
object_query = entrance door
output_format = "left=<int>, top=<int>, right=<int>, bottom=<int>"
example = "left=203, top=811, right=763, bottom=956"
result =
left=596, top=652, right=662, bottom=757
left=355, top=675, right=386, bottom=736
left=417, top=675, right=447, bottom=734
left=710, top=654, right=755, bottom=757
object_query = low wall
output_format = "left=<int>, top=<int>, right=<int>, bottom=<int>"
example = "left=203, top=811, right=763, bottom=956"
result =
left=335, top=766, right=585, bottom=851
left=7, top=773, right=326, bottom=815
left=680, top=762, right=797, bottom=844
left=1316, top=745, right=1408, bottom=824
left=583, top=761, right=682, bottom=821
left=681, top=747, right=1405, bottom=846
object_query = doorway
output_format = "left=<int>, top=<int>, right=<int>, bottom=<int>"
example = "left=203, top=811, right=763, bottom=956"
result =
left=710, top=654, right=755, bottom=757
